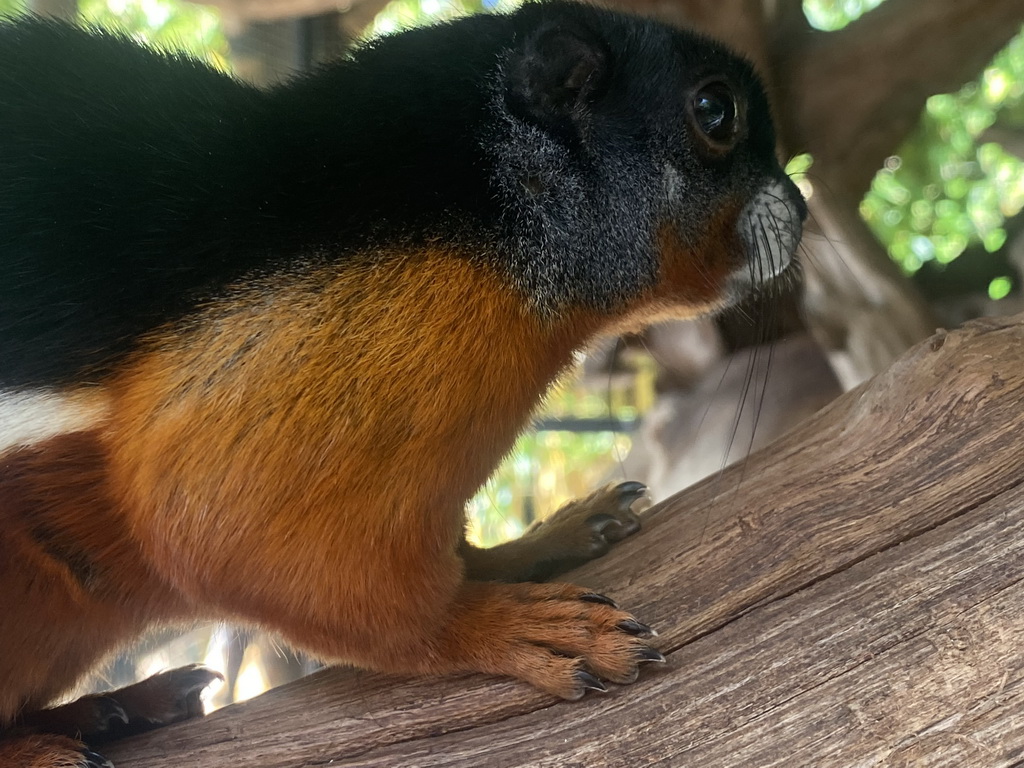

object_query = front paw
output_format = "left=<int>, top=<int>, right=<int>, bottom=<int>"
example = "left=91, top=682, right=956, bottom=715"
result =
left=448, top=582, right=664, bottom=700
left=0, top=735, right=114, bottom=768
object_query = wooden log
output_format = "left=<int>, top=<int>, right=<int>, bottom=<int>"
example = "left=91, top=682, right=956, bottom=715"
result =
left=105, top=313, right=1024, bottom=766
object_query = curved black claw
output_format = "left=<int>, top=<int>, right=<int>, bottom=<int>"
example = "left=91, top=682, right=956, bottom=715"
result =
left=584, top=511, right=640, bottom=543
left=580, top=592, right=619, bottom=608
left=617, top=618, right=656, bottom=637
left=581, top=482, right=647, bottom=546
left=613, top=481, right=648, bottom=506
left=93, top=697, right=129, bottom=731
left=576, top=670, right=608, bottom=694
left=80, top=749, right=114, bottom=768
left=637, top=647, right=667, bottom=664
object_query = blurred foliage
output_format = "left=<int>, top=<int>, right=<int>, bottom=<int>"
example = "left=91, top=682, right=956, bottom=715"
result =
left=369, top=0, right=515, bottom=38
left=79, top=0, right=229, bottom=68
left=806, top=1, right=1024, bottom=277
left=990, top=275, right=1014, bottom=301
left=861, top=37, right=1024, bottom=274
left=0, top=0, right=25, bottom=15
left=0, top=0, right=229, bottom=68
left=803, top=0, right=884, bottom=32
left=786, top=152, right=815, bottom=201
left=467, top=358, right=656, bottom=546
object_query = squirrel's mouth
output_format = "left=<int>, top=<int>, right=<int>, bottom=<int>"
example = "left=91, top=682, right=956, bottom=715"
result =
left=733, top=176, right=805, bottom=292
left=648, top=173, right=804, bottom=316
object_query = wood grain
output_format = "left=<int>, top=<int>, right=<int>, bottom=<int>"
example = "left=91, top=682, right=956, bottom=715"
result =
left=106, top=315, right=1024, bottom=766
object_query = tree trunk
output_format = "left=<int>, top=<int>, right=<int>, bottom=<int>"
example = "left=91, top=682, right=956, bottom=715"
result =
left=104, top=312, right=1024, bottom=766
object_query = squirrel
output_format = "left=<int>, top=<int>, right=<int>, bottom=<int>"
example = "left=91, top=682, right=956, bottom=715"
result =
left=0, top=1, right=804, bottom=765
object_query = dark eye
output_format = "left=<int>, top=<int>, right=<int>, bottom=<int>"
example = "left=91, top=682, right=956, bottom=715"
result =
left=691, top=81, right=738, bottom=147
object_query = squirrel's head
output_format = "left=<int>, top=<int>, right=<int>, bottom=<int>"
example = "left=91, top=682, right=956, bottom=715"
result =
left=485, top=1, right=805, bottom=324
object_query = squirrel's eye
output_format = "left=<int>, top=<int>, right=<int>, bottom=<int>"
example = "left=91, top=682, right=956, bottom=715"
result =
left=691, top=81, right=738, bottom=148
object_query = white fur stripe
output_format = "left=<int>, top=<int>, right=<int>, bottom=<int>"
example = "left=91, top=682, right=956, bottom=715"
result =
left=0, top=388, right=111, bottom=454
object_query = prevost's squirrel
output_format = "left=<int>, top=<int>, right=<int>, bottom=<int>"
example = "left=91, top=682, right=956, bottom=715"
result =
left=0, top=1, right=804, bottom=764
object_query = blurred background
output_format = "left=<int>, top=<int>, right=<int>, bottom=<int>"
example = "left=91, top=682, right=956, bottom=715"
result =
left=4, top=0, right=1021, bottom=708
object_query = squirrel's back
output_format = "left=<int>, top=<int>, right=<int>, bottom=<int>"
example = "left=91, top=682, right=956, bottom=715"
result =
left=0, top=4, right=799, bottom=388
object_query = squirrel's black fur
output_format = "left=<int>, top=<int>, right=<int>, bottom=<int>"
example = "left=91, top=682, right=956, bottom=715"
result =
left=0, top=2, right=796, bottom=388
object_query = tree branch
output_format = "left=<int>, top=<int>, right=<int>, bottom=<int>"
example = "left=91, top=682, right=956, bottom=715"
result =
left=105, top=313, right=1024, bottom=766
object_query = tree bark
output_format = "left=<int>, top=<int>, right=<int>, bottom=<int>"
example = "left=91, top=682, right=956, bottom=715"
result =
left=104, top=312, right=1024, bottom=766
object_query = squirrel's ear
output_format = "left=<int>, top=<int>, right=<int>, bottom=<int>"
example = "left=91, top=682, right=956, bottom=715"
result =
left=506, top=24, right=609, bottom=127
